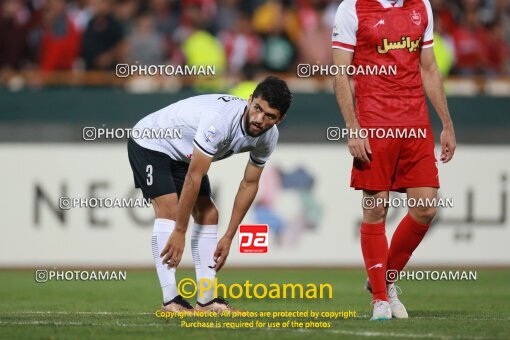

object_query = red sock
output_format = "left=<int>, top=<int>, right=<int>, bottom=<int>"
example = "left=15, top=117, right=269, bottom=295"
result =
left=360, top=222, right=388, bottom=302
left=387, top=213, right=430, bottom=274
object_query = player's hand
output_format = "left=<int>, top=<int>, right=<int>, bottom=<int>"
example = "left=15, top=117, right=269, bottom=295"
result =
left=348, top=130, right=372, bottom=163
left=213, top=236, right=232, bottom=272
left=160, top=230, right=185, bottom=269
left=440, top=126, right=456, bottom=163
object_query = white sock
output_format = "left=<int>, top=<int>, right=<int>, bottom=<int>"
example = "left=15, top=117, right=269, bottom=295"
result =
left=152, top=218, right=178, bottom=304
left=191, top=223, right=218, bottom=304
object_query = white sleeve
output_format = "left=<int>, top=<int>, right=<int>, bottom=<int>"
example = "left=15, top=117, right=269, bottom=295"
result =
left=422, top=0, right=434, bottom=48
left=193, top=113, right=226, bottom=157
left=249, top=129, right=278, bottom=167
left=332, top=0, right=358, bottom=52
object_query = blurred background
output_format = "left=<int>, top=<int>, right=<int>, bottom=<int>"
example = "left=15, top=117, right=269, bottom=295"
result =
left=0, top=0, right=509, bottom=268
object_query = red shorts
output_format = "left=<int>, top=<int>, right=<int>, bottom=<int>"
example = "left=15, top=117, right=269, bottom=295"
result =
left=351, top=126, right=440, bottom=192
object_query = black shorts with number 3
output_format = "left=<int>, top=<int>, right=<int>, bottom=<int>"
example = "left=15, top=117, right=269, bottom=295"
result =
left=127, top=138, right=212, bottom=200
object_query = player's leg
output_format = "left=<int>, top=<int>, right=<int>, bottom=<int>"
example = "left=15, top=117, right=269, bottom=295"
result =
left=384, top=187, right=437, bottom=319
left=387, top=187, right=437, bottom=274
left=127, top=139, right=193, bottom=311
left=388, top=126, right=439, bottom=277
left=361, top=190, right=392, bottom=320
left=351, top=133, right=400, bottom=320
left=190, top=196, right=219, bottom=306
left=361, top=190, right=391, bottom=303
left=188, top=176, right=235, bottom=312
left=150, top=194, right=194, bottom=311
left=386, top=126, right=439, bottom=318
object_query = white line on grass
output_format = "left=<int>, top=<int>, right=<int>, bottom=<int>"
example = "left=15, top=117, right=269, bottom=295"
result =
left=0, top=311, right=151, bottom=316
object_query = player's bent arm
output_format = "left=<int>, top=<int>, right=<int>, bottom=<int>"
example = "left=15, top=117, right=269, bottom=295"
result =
left=223, top=161, right=263, bottom=239
left=174, top=148, right=213, bottom=233
left=420, top=48, right=454, bottom=129
left=214, top=161, right=263, bottom=271
left=420, top=47, right=456, bottom=162
left=332, top=49, right=358, bottom=129
left=161, top=147, right=213, bottom=268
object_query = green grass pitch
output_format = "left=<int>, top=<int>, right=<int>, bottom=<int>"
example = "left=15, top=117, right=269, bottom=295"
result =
left=1, top=268, right=509, bottom=339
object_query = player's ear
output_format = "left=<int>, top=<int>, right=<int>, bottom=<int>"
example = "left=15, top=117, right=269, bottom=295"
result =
left=247, top=94, right=253, bottom=106
left=275, top=112, right=286, bottom=125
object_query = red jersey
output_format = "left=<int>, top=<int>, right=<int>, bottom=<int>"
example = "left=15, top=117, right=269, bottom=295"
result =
left=332, top=0, right=434, bottom=127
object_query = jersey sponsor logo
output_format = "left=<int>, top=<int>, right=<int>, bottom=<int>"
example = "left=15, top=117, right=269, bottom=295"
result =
left=205, top=125, right=217, bottom=142
left=239, top=224, right=269, bottom=253
left=410, top=10, right=421, bottom=25
left=217, top=95, right=241, bottom=102
left=373, top=19, right=385, bottom=28
left=377, top=36, right=422, bottom=54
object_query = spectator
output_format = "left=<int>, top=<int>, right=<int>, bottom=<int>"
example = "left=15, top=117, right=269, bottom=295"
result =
left=451, top=1, right=490, bottom=75
left=149, top=0, right=179, bottom=37
left=0, top=0, right=30, bottom=73
left=433, top=15, right=456, bottom=76
left=126, top=12, right=165, bottom=66
left=492, top=0, right=510, bottom=47
left=253, top=0, right=297, bottom=72
left=297, top=0, right=332, bottom=66
left=180, top=2, right=227, bottom=90
left=215, top=0, right=239, bottom=32
left=430, top=0, right=457, bottom=34
left=219, top=11, right=263, bottom=73
left=39, top=0, right=81, bottom=71
left=81, top=0, right=125, bottom=70
left=486, top=20, right=509, bottom=75
left=252, top=0, right=300, bottom=44
left=68, top=0, right=93, bottom=33
left=148, top=0, right=183, bottom=65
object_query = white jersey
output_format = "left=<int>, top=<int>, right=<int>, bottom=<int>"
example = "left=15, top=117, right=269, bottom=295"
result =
left=132, top=94, right=279, bottom=167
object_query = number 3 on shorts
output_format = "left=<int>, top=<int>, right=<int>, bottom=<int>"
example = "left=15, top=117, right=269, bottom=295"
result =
left=146, top=164, right=153, bottom=186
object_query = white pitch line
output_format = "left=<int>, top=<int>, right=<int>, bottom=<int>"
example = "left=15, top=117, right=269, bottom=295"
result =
left=0, top=311, right=151, bottom=316
left=0, top=321, right=166, bottom=327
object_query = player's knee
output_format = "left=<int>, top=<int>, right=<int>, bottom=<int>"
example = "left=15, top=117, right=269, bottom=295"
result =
left=411, top=207, right=437, bottom=224
left=363, top=205, right=387, bottom=223
left=154, top=205, right=177, bottom=220
left=193, top=204, right=218, bottom=225
left=152, top=195, right=178, bottom=220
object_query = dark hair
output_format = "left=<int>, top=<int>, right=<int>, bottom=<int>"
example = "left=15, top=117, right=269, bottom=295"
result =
left=252, top=76, right=293, bottom=116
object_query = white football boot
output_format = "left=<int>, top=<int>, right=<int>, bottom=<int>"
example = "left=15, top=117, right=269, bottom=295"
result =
left=387, top=283, right=408, bottom=319
left=370, top=300, right=392, bottom=320
left=365, top=279, right=408, bottom=319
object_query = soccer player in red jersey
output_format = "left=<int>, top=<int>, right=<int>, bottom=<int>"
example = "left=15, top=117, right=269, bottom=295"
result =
left=332, top=0, right=456, bottom=320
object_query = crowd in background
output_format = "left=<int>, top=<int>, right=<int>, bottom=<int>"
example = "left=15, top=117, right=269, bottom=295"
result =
left=0, top=0, right=509, bottom=83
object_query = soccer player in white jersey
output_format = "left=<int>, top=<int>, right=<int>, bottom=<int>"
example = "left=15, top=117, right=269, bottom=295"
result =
left=128, top=76, right=292, bottom=312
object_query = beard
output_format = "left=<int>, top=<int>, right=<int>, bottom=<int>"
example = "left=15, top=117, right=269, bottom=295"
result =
left=245, top=109, right=270, bottom=137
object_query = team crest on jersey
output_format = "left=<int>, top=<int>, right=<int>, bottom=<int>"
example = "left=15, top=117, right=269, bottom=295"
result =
left=410, top=10, right=421, bottom=25
left=205, top=125, right=217, bottom=142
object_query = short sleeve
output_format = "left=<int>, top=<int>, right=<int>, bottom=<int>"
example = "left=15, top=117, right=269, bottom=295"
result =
left=249, top=128, right=278, bottom=167
left=332, top=0, right=358, bottom=52
left=193, top=113, right=226, bottom=157
left=422, top=0, right=434, bottom=48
